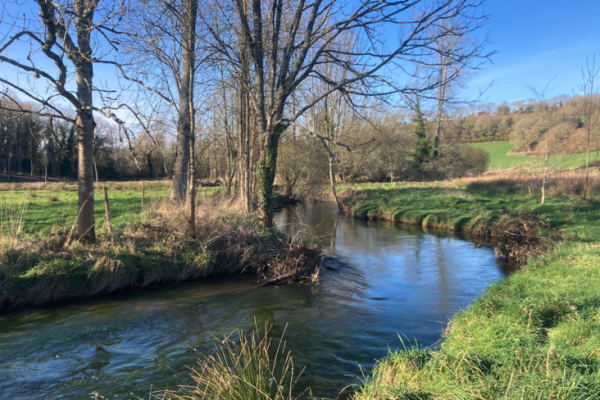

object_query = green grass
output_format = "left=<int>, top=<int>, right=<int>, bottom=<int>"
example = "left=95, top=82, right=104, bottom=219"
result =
left=338, top=181, right=600, bottom=240
left=343, top=182, right=600, bottom=399
left=0, top=183, right=223, bottom=234
left=165, top=324, right=305, bottom=400
left=469, top=141, right=600, bottom=170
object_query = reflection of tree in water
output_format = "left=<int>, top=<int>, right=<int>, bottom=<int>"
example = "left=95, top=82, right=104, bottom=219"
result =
left=434, top=236, right=452, bottom=310
left=275, top=203, right=340, bottom=245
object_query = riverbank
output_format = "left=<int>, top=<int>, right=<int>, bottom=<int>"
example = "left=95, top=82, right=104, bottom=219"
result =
left=0, top=195, right=322, bottom=311
left=339, top=174, right=600, bottom=260
left=347, top=179, right=600, bottom=398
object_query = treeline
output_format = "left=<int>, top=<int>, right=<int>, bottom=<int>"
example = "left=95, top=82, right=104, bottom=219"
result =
left=439, top=94, right=599, bottom=153
left=0, top=111, right=149, bottom=181
left=4, top=93, right=594, bottom=189
left=0, top=106, right=237, bottom=182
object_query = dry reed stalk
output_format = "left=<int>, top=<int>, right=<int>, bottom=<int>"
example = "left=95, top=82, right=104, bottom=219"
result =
left=103, top=187, right=112, bottom=235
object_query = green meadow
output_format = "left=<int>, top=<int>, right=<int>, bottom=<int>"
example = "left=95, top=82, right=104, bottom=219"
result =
left=0, top=182, right=222, bottom=234
left=469, top=141, right=600, bottom=170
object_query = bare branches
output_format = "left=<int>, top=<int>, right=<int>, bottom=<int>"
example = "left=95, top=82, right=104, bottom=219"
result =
left=286, top=120, right=350, bottom=160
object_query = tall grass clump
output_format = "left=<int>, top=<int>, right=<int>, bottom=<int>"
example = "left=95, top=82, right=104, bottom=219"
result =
left=0, top=192, right=29, bottom=237
left=165, top=324, right=308, bottom=400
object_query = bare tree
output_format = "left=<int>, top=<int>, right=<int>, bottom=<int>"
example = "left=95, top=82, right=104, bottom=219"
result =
left=118, top=0, right=201, bottom=202
left=205, top=0, right=490, bottom=228
left=526, top=80, right=557, bottom=204
left=0, top=0, right=126, bottom=240
left=576, top=57, right=600, bottom=200
left=419, top=15, right=492, bottom=163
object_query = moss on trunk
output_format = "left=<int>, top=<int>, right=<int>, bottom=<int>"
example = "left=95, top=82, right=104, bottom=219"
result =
left=257, top=123, right=288, bottom=229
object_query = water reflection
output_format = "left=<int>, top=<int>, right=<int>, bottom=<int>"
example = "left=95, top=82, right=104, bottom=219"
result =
left=0, top=202, right=510, bottom=399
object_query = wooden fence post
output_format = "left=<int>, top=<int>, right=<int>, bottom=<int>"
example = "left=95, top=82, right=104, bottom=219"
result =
left=103, top=186, right=112, bottom=235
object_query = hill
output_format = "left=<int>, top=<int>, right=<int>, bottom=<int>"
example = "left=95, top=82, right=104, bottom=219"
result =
left=469, top=142, right=600, bottom=170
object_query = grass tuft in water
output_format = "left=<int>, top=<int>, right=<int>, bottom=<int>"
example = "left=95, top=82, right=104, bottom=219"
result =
left=166, top=323, right=308, bottom=400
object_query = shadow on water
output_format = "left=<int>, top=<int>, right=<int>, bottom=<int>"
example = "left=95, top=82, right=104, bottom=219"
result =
left=0, top=202, right=512, bottom=399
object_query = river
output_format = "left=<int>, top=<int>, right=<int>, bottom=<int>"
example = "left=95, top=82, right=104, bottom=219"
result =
left=0, top=202, right=512, bottom=399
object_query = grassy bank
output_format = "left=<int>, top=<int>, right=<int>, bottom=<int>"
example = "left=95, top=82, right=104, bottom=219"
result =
left=356, top=243, right=600, bottom=399
left=345, top=175, right=600, bottom=398
left=0, top=190, right=322, bottom=311
left=339, top=172, right=600, bottom=242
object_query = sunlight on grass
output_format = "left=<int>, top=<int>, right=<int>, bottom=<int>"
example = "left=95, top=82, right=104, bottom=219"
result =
left=469, top=141, right=600, bottom=170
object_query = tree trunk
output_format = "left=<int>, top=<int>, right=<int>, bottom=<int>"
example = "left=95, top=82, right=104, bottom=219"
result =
left=7, top=122, right=12, bottom=181
left=329, top=155, right=342, bottom=211
left=257, top=124, right=286, bottom=229
left=541, top=139, right=548, bottom=205
left=236, top=9, right=252, bottom=213
left=188, top=134, right=197, bottom=234
left=76, top=64, right=97, bottom=240
left=584, top=126, right=590, bottom=199
left=186, top=0, right=198, bottom=232
left=236, top=80, right=251, bottom=213
left=17, top=120, right=22, bottom=175
left=237, top=86, right=246, bottom=208
left=30, top=132, right=35, bottom=176
left=171, top=0, right=196, bottom=202
left=432, top=61, right=447, bottom=160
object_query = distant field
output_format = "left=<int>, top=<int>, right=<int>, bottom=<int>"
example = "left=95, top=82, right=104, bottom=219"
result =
left=469, top=141, right=600, bottom=170
left=0, top=181, right=223, bottom=234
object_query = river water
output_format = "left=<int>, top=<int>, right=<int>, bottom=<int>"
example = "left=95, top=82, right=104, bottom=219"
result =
left=0, top=202, right=512, bottom=399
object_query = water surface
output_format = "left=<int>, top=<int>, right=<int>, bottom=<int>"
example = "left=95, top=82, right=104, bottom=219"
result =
left=0, top=202, right=511, bottom=399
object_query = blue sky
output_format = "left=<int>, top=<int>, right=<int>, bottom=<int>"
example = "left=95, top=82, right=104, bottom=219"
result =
left=2, top=0, right=600, bottom=108
left=465, top=0, right=600, bottom=103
